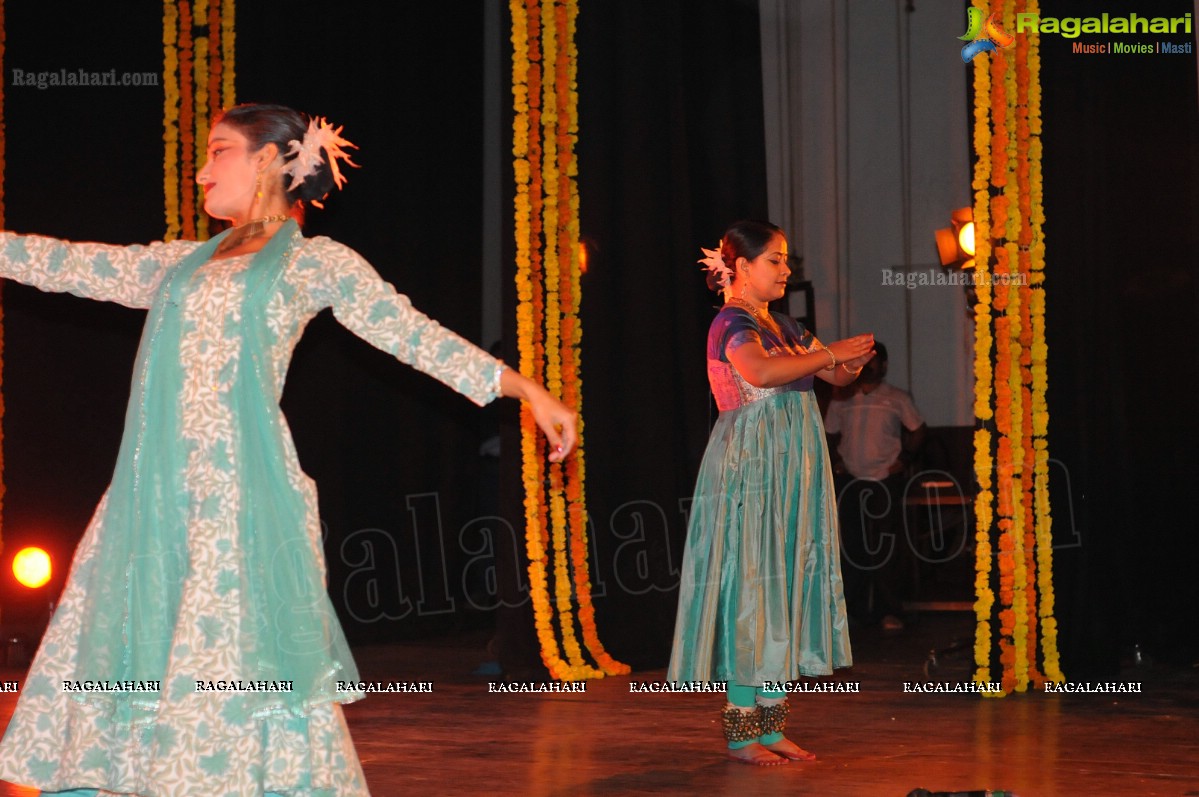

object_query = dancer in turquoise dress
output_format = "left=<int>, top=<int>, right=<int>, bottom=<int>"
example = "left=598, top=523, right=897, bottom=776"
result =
left=668, top=220, right=873, bottom=765
left=0, top=104, right=576, bottom=796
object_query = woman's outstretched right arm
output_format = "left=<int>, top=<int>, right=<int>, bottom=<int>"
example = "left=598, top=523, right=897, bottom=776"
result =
left=0, top=231, right=201, bottom=309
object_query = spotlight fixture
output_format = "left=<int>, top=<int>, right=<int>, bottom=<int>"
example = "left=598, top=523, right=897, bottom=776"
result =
left=934, top=207, right=975, bottom=269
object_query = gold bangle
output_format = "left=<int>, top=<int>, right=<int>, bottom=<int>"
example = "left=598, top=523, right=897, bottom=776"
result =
left=841, top=363, right=863, bottom=376
left=824, top=348, right=837, bottom=370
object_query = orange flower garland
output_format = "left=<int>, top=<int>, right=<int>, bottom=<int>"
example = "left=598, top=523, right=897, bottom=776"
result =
left=511, top=0, right=628, bottom=681
left=1026, top=0, right=1062, bottom=684
left=178, top=1, right=194, bottom=237
left=512, top=0, right=560, bottom=678
left=971, top=0, right=1061, bottom=695
left=163, top=0, right=235, bottom=241
left=163, top=1, right=180, bottom=241
left=970, top=19, right=995, bottom=687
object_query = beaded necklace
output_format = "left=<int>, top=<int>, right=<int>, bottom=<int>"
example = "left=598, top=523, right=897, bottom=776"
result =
left=724, top=297, right=782, bottom=338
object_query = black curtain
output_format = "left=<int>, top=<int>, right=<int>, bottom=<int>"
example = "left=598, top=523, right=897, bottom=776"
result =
left=3, top=2, right=172, bottom=623
left=1040, top=0, right=1199, bottom=674
left=561, top=0, right=769, bottom=667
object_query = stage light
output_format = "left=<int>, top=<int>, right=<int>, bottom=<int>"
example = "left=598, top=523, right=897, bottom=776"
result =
left=934, top=208, right=975, bottom=269
left=578, top=239, right=589, bottom=275
left=13, top=547, right=52, bottom=589
left=958, top=221, right=975, bottom=257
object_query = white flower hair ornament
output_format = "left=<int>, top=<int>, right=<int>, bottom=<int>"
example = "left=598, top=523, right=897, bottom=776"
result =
left=698, top=242, right=732, bottom=289
left=280, top=117, right=359, bottom=207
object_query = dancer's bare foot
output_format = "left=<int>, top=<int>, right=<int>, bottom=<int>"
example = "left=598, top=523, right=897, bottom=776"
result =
left=727, top=742, right=786, bottom=766
left=762, top=737, right=816, bottom=761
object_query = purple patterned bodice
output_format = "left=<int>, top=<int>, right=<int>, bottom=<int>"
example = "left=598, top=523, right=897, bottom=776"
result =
left=706, top=306, right=818, bottom=412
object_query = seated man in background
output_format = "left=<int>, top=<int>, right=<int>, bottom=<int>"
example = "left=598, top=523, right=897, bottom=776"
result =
left=824, top=342, right=926, bottom=631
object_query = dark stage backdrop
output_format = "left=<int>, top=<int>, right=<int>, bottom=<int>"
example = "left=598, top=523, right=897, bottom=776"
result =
left=1040, top=0, right=1199, bottom=674
left=553, top=0, right=769, bottom=667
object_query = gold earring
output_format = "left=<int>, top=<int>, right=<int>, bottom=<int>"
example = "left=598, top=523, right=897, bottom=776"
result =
left=247, top=172, right=264, bottom=222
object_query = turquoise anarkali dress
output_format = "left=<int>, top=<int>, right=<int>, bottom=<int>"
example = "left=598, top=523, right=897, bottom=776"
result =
left=0, top=222, right=502, bottom=796
left=668, top=305, right=852, bottom=687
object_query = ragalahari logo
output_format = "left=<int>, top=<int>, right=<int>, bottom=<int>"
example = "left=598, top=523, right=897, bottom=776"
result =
left=959, top=7, right=1016, bottom=62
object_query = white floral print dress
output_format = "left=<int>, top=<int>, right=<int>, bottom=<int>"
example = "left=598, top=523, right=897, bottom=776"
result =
left=0, top=223, right=501, bottom=796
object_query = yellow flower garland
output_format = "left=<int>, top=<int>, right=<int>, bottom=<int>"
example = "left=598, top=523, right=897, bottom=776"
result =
left=971, top=0, right=1060, bottom=695
left=511, top=0, right=628, bottom=681
left=193, top=12, right=210, bottom=240
left=970, top=11, right=995, bottom=687
left=1026, top=0, right=1062, bottom=683
left=163, top=0, right=235, bottom=241
left=511, top=0, right=563, bottom=679
left=1001, top=0, right=1029, bottom=693
left=163, top=1, right=181, bottom=240
left=221, top=0, right=236, bottom=116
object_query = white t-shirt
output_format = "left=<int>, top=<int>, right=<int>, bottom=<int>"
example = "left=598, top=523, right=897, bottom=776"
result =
left=824, top=382, right=924, bottom=482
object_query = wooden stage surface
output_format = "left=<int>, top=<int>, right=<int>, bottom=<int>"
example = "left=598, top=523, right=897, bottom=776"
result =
left=0, top=613, right=1195, bottom=796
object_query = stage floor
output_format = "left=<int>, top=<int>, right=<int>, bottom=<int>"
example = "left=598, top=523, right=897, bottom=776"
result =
left=0, top=613, right=1196, bottom=796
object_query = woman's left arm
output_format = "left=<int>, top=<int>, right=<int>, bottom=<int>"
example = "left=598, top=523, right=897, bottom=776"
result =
left=303, top=238, right=576, bottom=460
left=810, top=336, right=875, bottom=386
left=499, top=368, right=577, bottom=462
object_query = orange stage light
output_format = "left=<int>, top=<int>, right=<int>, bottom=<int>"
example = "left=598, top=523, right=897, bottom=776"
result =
left=13, top=547, right=52, bottom=589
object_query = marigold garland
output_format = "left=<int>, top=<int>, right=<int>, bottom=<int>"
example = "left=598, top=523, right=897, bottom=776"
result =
left=177, top=1, right=194, bottom=237
left=163, top=0, right=235, bottom=241
left=971, top=0, right=1061, bottom=695
left=970, top=8, right=995, bottom=689
left=511, top=0, right=627, bottom=681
